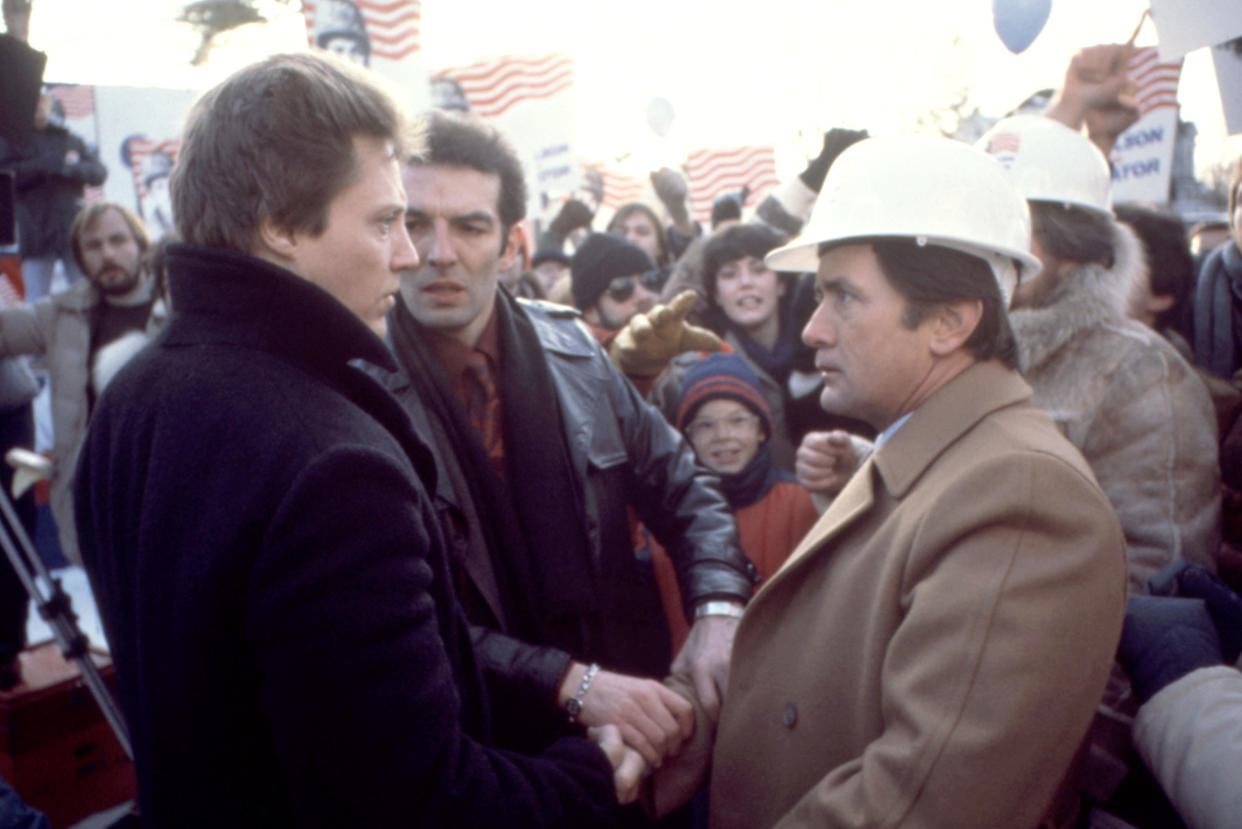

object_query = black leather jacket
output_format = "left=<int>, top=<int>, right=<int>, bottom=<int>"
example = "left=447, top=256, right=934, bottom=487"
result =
left=375, top=298, right=756, bottom=743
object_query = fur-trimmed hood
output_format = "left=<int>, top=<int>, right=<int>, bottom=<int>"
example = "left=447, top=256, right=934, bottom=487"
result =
left=1009, top=219, right=1145, bottom=373
left=1004, top=216, right=1219, bottom=597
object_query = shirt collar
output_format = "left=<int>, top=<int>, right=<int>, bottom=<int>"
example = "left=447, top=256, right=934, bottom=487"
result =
left=873, top=411, right=913, bottom=451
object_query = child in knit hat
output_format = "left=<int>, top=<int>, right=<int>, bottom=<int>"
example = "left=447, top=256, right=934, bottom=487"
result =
left=644, top=353, right=819, bottom=651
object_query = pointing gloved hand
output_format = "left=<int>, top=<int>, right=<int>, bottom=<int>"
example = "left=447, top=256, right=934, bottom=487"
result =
left=710, top=186, right=748, bottom=228
left=608, top=290, right=722, bottom=377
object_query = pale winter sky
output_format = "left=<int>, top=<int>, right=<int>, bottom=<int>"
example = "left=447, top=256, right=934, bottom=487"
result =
left=26, top=0, right=1241, bottom=179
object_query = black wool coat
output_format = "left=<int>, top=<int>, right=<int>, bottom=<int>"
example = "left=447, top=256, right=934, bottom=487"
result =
left=75, top=244, right=617, bottom=828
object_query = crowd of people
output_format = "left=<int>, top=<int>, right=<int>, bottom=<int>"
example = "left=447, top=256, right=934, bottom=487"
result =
left=2, top=33, right=1242, bottom=829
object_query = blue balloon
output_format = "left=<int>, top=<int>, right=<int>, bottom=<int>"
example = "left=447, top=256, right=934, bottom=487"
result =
left=993, top=0, right=1052, bottom=55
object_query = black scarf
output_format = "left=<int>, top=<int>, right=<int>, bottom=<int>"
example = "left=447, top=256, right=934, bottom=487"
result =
left=389, top=292, right=596, bottom=645
left=716, top=444, right=792, bottom=510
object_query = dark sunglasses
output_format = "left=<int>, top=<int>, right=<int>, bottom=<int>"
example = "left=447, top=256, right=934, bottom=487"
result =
left=606, top=270, right=664, bottom=303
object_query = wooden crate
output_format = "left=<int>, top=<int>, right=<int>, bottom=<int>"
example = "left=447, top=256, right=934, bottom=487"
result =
left=0, top=641, right=135, bottom=827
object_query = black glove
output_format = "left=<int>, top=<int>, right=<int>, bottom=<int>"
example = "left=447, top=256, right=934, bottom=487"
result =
left=1119, top=595, right=1223, bottom=706
left=549, top=198, right=594, bottom=237
left=710, top=186, right=747, bottom=228
left=799, top=128, right=869, bottom=193
left=650, top=167, right=690, bottom=223
left=1147, top=560, right=1242, bottom=664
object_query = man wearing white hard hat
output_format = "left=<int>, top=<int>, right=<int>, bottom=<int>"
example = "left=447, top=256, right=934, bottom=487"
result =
left=649, top=135, right=1126, bottom=828
left=979, top=114, right=1220, bottom=595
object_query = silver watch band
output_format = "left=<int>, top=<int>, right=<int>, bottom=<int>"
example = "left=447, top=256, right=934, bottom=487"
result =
left=694, top=600, right=745, bottom=620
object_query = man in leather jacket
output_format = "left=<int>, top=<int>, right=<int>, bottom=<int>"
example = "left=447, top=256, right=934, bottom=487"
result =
left=379, top=111, right=756, bottom=770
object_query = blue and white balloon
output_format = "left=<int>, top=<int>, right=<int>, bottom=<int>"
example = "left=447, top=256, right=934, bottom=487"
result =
left=993, top=0, right=1052, bottom=55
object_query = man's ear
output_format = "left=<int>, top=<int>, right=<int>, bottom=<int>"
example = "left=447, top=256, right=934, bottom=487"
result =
left=256, top=218, right=298, bottom=262
left=927, top=298, right=983, bottom=357
left=498, top=223, right=522, bottom=272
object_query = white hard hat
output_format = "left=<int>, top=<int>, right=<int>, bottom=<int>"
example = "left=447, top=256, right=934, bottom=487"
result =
left=976, top=115, right=1113, bottom=218
left=766, top=135, right=1042, bottom=305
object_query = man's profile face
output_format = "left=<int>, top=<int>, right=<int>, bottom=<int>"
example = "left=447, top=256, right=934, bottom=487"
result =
left=282, top=136, right=416, bottom=338
left=399, top=163, right=517, bottom=346
left=801, top=243, right=936, bottom=431
left=79, top=209, right=145, bottom=296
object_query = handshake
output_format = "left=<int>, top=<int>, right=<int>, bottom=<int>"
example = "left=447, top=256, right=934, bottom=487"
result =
left=565, top=612, right=739, bottom=805
left=569, top=662, right=694, bottom=804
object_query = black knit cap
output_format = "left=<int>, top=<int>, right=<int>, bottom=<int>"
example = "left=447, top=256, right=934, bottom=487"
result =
left=570, top=232, right=655, bottom=310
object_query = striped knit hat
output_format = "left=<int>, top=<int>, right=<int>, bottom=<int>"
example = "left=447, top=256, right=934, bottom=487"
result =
left=676, top=353, right=772, bottom=438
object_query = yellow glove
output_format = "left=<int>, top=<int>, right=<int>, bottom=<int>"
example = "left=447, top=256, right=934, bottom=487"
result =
left=608, top=290, right=722, bottom=377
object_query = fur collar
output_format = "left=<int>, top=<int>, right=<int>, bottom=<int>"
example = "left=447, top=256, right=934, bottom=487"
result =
left=1009, top=220, right=1145, bottom=372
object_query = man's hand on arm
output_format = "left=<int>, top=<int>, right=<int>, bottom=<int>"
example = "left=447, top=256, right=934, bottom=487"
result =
left=588, top=724, right=647, bottom=805
left=558, top=662, right=694, bottom=767
left=669, top=608, right=742, bottom=723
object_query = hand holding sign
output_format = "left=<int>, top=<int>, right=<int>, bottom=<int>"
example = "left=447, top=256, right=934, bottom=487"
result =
left=1047, top=43, right=1139, bottom=146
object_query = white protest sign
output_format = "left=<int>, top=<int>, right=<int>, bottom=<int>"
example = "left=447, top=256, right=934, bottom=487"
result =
left=1108, top=48, right=1182, bottom=205
left=1212, top=42, right=1242, bottom=136
left=1149, top=0, right=1242, bottom=61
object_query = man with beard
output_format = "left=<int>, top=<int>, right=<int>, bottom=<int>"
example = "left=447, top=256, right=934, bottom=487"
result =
left=0, top=202, right=163, bottom=564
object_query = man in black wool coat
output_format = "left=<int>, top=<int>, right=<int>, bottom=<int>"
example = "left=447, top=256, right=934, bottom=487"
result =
left=73, top=52, right=641, bottom=828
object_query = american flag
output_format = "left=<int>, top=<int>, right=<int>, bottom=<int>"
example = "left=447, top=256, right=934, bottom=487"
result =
left=125, top=138, right=180, bottom=199
left=584, top=161, right=645, bottom=210
left=1128, top=47, right=1182, bottom=116
left=46, top=84, right=104, bottom=205
left=684, top=145, right=780, bottom=224
left=436, top=54, right=573, bottom=120
left=303, top=0, right=420, bottom=62
left=984, top=131, right=1021, bottom=156
left=46, top=84, right=95, bottom=120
